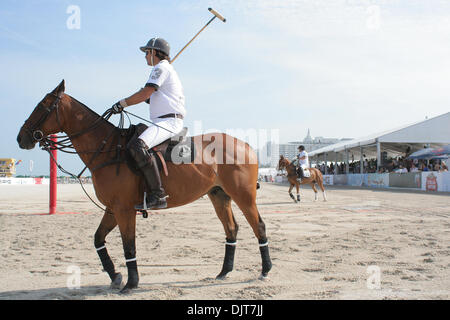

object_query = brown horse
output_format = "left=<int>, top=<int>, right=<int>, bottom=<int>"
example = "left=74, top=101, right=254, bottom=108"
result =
left=16, top=80, right=272, bottom=293
left=277, top=155, right=327, bottom=203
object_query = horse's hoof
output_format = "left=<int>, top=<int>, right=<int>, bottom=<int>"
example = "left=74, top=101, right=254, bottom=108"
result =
left=110, top=272, right=122, bottom=289
left=215, top=270, right=230, bottom=280
left=258, top=272, right=270, bottom=281
left=119, top=283, right=138, bottom=294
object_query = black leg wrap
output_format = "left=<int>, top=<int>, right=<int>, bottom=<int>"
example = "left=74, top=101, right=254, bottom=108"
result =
left=216, top=239, right=236, bottom=279
left=259, top=239, right=272, bottom=277
left=121, top=254, right=139, bottom=293
left=96, top=244, right=116, bottom=280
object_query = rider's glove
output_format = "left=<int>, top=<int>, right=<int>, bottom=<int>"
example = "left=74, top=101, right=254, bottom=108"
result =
left=111, top=99, right=127, bottom=114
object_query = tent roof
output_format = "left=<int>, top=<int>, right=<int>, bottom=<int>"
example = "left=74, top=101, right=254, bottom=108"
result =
left=310, top=112, right=450, bottom=159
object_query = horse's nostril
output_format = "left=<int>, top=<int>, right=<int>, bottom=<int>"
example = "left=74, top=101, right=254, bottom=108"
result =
left=17, top=134, right=22, bottom=144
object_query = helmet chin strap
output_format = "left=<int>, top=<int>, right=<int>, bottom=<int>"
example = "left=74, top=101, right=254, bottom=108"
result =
left=150, top=48, right=154, bottom=66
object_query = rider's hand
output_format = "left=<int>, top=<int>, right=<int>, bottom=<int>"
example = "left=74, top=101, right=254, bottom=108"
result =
left=111, top=99, right=127, bottom=114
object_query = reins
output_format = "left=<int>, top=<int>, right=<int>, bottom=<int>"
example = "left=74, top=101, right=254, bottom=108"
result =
left=39, top=107, right=124, bottom=212
left=35, top=94, right=177, bottom=212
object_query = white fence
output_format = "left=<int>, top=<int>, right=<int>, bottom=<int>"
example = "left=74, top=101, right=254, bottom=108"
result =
left=322, top=171, right=450, bottom=192
left=0, top=177, right=49, bottom=185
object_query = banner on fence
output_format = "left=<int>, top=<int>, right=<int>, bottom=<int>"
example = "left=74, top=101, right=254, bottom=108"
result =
left=333, top=174, right=348, bottom=185
left=389, top=172, right=422, bottom=189
left=0, top=178, right=49, bottom=185
left=367, top=173, right=389, bottom=188
left=323, top=175, right=333, bottom=185
left=421, top=171, right=450, bottom=192
left=348, top=174, right=367, bottom=187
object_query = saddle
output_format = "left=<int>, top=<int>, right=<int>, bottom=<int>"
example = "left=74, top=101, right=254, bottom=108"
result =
left=125, top=123, right=194, bottom=177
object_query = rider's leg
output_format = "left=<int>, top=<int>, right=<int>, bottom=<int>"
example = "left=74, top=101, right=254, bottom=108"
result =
left=128, top=139, right=167, bottom=209
left=296, top=166, right=304, bottom=182
left=131, top=118, right=183, bottom=209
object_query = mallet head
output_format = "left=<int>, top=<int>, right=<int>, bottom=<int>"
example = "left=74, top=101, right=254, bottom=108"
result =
left=208, top=8, right=226, bottom=22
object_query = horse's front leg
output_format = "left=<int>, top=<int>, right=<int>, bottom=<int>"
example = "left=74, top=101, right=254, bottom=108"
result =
left=296, top=182, right=301, bottom=202
left=288, top=183, right=296, bottom=203
left=116, top=208, right=139, bottom=294
left=94, top=208, right=122, bottom=289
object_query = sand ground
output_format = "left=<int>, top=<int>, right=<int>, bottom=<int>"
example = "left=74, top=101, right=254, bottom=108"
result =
left=0, top=182, right=449, bottom=300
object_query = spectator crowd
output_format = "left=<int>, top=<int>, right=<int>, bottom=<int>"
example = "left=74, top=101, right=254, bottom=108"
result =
left=315, top=157, right=448, bottom=175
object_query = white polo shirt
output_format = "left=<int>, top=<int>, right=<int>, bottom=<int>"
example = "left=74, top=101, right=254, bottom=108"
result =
left=298, top=151, right=309, bottom=167
left=145, top=60, right=186, bottom=121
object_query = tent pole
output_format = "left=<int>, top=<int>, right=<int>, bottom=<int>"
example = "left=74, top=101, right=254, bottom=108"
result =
left=345, top=149, right=349, bottom=174
left=360, top=146, right=364, bottom=174
left=376, top=140, right=381, bottom=171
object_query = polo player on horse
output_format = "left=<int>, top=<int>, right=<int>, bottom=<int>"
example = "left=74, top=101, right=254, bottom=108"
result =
left=111, top=37, right=185, bottom=210
left=296, top=145, right=309, bottom=183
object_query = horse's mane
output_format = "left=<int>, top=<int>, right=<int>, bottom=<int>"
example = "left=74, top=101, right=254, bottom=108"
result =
left=67, top=94, right=117, bottom=130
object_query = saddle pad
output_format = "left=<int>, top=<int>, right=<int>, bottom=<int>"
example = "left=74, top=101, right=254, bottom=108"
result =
left=303, top=168, right=311, bottom=178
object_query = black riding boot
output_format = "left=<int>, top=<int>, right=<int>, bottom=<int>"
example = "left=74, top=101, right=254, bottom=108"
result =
left=136, top=154, right=168, bottom=210
left=129, top=139, right=167, bottom=210
left=296, top=166, right=304, bottom=182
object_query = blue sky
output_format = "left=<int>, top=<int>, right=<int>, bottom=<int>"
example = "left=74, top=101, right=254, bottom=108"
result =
left=2, top=0, right=450, bottom=175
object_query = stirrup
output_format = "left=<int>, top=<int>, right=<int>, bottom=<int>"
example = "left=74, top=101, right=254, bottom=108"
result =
left=134, top=192, right=168, bottom=210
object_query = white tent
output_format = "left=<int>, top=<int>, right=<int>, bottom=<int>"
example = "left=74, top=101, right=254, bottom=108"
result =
left=309, top=112, right=450, bottom=172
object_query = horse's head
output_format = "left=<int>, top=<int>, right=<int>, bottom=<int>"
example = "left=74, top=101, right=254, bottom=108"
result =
left=277, top=155, right=288, bottom=171
left=17, top=80, right=66, bottom=150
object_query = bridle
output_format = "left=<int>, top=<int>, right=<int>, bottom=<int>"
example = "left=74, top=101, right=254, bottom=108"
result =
left=20, top=91, right=120, bottom=211
left=22, top=92, right=63, bottom=143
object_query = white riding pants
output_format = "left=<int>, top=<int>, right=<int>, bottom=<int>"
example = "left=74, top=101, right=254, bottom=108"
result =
left=138, top=117, right=184, bottom=149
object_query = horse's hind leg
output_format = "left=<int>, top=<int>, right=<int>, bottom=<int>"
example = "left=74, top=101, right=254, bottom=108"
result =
left=317, top=176, right=327, bottom=201
left=94, top=208, right=122, bottom=289
left=311, top=183, right=318, bottom=201
left=226, top=189, right=272, bottom=279
left=208, top=186, right=239, bottom=279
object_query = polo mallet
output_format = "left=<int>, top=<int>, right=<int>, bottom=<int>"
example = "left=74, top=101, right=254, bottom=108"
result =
left=171, top=8, right=226, bottom=64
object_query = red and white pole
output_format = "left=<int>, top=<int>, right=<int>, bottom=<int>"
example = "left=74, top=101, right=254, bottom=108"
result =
left=49, top=134, right=57, bottom=214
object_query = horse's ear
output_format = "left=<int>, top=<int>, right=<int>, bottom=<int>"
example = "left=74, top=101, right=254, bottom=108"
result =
left=52, top=79, right=65, bottom=96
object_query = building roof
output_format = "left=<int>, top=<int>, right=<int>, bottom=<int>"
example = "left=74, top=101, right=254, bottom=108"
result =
left=309, top=112, right=450, bottom=160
